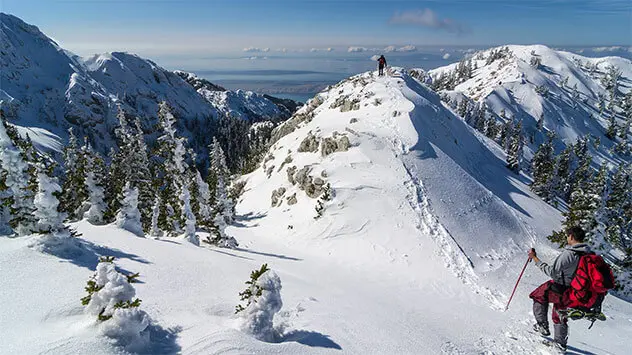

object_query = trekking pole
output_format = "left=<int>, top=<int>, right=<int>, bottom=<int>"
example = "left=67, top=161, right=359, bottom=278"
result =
left=505, top=248, right=534, bottom=311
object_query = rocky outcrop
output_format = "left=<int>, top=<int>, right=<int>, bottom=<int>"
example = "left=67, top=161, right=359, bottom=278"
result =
left=321, top=132, right=350, bottom=157
left=271, top=187, right=286, bottom=207
left=298, top=132, right=320, bottom=153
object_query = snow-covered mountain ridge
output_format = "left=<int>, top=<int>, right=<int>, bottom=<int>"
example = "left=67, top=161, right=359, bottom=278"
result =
left=428, top=44, right=632, bottom=164
left=2, top=66, right=632, bottom=355
left=0, top=13, right=298, bottom=155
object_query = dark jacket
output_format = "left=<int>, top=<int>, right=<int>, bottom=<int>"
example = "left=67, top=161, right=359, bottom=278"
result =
left=535, top=243, right=592, bottom=286
left=378, top=56, right=387, bottom=67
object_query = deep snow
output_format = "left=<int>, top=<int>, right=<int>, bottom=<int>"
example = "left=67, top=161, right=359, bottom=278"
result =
left=2, top=69, right=631, bottom=354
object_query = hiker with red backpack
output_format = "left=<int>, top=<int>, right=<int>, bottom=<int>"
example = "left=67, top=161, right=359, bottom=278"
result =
left=527, top=226, right=615, bottom=352
left=377, top=55, right=387, bottom=76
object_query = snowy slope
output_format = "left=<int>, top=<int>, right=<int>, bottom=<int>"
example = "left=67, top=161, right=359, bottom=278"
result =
left=429, top=45, right=632, bottom=164
left=2, top=69, right=632, bottom=354
left=0, top=13, right=296, bottom=155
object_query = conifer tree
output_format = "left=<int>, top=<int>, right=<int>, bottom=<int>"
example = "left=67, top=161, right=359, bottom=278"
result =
left=83, top=145, right=107, bottom=225
left=605, top=164, right=632, bottom=250
left=129, top=119, right=154, bottom=230
left=531, top=137, right=555, bottom=199
left=0, top=118, right=35, bottom=236
left=204, top=138, right=237, bottom=248
left=499, top=120, right=513, bottom=150
left=60, top=128, right=88, bottom=221
left=116, top=182, right=143, bottom=237
left=506, top=121, right=524, bottom=173
left=104, top=147, right=124, bottom=222
left=551, top=144, right=575, bottom=200
left=149, top=197, right=162, bottom=238
left=33, top=162, right=69, bottom=237
left=606, top=115, right=618, bottom=140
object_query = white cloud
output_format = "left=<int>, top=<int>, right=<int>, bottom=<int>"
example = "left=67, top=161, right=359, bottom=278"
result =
left=390, top=9, right=469, bottom=34
left=310, top=47, right=335, bottom=53
left=398, top=45, right=417, bottom=52
left=384, top=45, right=397, bottom=53
left=592, top=46, right=629, bottom=52
left=348, top=46, right=367, bottom=53
left=243, top=47, right=269, bottom=53
left=442, top=53, right=451, bottom=60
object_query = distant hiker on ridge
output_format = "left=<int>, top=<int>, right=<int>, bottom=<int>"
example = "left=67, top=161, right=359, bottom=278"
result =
left=527, top=226, right=591, bottom=353
left=377, top=55, right=387, bottom=76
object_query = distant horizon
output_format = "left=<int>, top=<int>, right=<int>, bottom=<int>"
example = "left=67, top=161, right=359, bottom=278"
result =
left=3, top=0, right=630, bottom=56
left=2, top=3, right=630, bottom=99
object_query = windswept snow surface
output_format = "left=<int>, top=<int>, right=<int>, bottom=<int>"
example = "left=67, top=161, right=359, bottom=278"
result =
left=3, top=69, right=631, bottom=354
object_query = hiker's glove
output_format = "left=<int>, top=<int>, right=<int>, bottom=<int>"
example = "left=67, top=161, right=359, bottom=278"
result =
left=528, top=248, right=536, bottom=260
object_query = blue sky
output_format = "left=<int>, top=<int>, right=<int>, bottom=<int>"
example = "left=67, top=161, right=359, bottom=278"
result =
left=4, top=0, right=630, bottom=57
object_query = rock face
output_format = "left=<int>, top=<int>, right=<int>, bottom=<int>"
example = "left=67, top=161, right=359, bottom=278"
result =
left=286, top=166, right=328, bottom=198
left=286, top=193, right=297, bottom=205
left=321, top=132, right=350, bottom=157
left=269, top=96, right=323, bottom=145
left=271, top=187, right=286, bottom=207
left=330, top=95, right=360, bottom=112
left=298, top=132, right=320, bottom=153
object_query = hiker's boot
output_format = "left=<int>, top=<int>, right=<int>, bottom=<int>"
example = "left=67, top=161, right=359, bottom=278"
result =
left=553, top=342, right=567, bottom=353
left=533, top=322, right=550, bottom=336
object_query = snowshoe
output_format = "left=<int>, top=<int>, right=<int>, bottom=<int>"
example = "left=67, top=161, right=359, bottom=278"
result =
left=557, top=308, right=606, bottom=329
left=541, top=339, right=567, bottom=354
left=533, top=323, right=551, bottom=336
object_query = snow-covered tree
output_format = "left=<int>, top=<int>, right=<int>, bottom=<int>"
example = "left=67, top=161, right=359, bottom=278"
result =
left=606, top=115, right=618, bottom=140
left=60, top=128, right=88, bottom=221
left=179, top=183, right=198, bottom=245
left=499, top=120, right=513, bottom=150
left=236, top=264, right=283, bottom=342
left=551, top=144, right=575, bottom=200
left=33, top=163, right=69, bottom=236
left=116, top=183, right=143, bottom=237
left=194, top=169, right=212, bottom=229
left=80, top=143, right=107, bottom=225
left=82, top=257, right=149, bottom=350
left=605, top=164, right=632, bottom=251
left=506, top=121, right=524, bottom=173
left=155, top=102, right=188, bottom=234
left=531, top=137, right=555, bottom=199
left=0, top=118, right=36, bottom=236
left=149, top=197, right=162, bottom=238
left=203, top=138, right=237, bottom=248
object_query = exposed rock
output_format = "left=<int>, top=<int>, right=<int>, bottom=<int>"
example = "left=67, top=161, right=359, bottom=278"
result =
left=320, top=170, right=328, bottom=178
left=321, top=133, right=350, bottom=157
left=287, top=166, right=297, bottom=185
left=293, top=166, right=312, bottom=187
left=313, top=177, right=324, bottom=187
left=330, top=95, right=360, bottom=112
left=350, top=118, right=358, bottom=124
left=277, top=155, right=293, bottom=172
left=269, top=96, right=323, bottom=144
left=271, top=187, right=287, bottom=207
left=287, top=193, right=297, bottom=205
left=266, top=165, right=275, bottom=178
left=298, top=132, right=320, bottom=153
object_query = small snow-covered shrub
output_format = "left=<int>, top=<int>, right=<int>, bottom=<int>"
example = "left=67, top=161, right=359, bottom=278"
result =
left=235, top=264, right=283, bottom=342
left=82, top=257, right=149, bottom=350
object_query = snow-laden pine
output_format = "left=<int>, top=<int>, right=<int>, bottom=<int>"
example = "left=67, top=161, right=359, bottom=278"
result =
left=116, top=183, right=143, bottom=237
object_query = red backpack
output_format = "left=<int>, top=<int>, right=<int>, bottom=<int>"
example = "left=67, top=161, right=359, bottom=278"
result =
left=566, top=253, right=615, bottom=310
